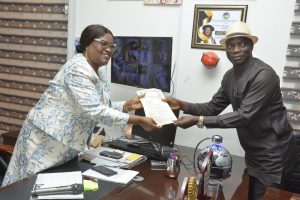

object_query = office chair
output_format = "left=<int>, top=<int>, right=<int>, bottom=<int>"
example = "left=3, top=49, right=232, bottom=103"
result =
left=232, top=131, right=300, bottom=198
left=0, top=151, right=11, bottom=183
left=281, top=130, right=300, bottom=193
left=0, top=130, right=19, bottom=185
left=0, top=144, right=14, bottom=185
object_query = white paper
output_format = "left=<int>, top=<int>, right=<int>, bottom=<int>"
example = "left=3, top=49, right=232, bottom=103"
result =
left=137, top=88, right=165, bottom=99
left=32, top=171, right=83, bottom=199
left=91, top=157, right=121, bottom=168
left=137, top=88, right=177, bottom=126
left=82, top=167, right=139, bottom=184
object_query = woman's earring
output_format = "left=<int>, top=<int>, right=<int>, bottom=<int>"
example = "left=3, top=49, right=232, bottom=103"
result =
left=84, top=49, right=88, bottom=60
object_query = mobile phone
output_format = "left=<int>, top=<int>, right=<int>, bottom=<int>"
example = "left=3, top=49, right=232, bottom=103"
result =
left=99, top=150, right=123, bottom=159
left=91, top=165, right=118, bottom=176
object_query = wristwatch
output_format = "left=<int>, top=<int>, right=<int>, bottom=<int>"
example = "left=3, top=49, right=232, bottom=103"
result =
left=197, top=116, right=204, bottom=128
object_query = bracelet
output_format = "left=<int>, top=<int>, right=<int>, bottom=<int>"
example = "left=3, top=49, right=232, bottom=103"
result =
left=197, top=115, right=204, bottom=128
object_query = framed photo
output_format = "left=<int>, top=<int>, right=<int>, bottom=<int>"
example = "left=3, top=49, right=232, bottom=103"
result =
left=144, top=0, right=182, bottom=5
left=191, top=4, right=248, bottom=50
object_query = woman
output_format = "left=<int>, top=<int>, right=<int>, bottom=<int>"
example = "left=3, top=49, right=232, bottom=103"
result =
left=2, top=24, right=159, bottom=186
left=198, top=24, right=216, bottom=44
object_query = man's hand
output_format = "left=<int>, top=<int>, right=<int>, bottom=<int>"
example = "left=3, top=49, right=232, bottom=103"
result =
left=162, top=97, right=181, bottom=110
left=174, top=115, right=199, bottom=129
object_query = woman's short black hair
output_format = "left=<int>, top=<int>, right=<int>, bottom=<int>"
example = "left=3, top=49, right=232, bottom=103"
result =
left=202, top=24, right=215, bottom=32
left=75, top=24, right=113, bottom=53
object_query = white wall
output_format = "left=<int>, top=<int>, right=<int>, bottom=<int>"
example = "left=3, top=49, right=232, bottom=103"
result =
left=72, top=0, right=296, bottom=156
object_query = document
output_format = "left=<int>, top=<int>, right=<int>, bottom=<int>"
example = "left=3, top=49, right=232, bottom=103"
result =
left=137, top=88, right=177, bottom=126
left=31, top=171, right=83, bottom=200
left=82, top=167, right=139, bottom=185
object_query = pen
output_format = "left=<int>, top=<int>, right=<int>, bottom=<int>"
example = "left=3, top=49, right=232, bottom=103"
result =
left=169, top=152, right=174, bottom=160
left=152, top=142, right=159, bottom=152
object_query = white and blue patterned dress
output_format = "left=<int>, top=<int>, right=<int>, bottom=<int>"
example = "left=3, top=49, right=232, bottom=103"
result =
left=2, top=54, right=129, bottom=186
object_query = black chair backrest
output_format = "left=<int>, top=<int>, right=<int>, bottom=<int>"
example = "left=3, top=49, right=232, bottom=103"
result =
left=283, top=130, right=300, bottom=193
left=294, top=131, right=300, bottom=163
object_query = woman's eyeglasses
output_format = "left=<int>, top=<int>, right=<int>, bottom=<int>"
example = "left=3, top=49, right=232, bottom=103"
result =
left=94, top=39, right=117, bottom=52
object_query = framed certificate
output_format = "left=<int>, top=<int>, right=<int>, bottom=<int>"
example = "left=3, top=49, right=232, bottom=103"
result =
left=191, top=4, right=248, bottom=50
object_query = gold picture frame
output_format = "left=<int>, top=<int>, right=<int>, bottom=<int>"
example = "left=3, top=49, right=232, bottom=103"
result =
left=191, top=4, right=248, bottom=50
left=144, top=0, right=182, bottom=5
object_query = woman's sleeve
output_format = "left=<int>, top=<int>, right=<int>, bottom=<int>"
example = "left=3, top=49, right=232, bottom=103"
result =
left=111, top=101, right=126, bottom=111
left=64, top=66, right=129, bottom=129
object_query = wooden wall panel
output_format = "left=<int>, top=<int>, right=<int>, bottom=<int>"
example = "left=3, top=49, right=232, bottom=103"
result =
left=0, top=0, right=68, bottom=133
left=282, top=0, right=300, bottom=131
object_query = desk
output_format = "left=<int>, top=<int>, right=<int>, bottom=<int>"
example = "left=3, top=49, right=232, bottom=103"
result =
left=100, top=145, right=246, bottom=200
left=262, top=187, right=300, bottom=200
left=0, top=145, right=246, bottom=200
left=0, top=159, right=121, bottom=200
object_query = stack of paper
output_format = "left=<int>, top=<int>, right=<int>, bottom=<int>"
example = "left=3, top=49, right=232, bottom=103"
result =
left=79, top=146, right=147, bottom=169
left=30, top=171, right=83, bottom=200
left=119, top=152, right=147, bottom=169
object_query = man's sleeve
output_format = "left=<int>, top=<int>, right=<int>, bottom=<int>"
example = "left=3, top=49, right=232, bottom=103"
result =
left=185, top=86, right=230, bottom=116
left=204, top=69, right=278, bottom=128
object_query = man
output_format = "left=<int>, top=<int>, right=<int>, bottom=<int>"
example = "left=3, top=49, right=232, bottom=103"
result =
left=164, top=21, right=296, bottom=199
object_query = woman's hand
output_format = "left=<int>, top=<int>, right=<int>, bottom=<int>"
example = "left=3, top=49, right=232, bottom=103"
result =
left=140, top=117, right=160, bottom=132
left=123, top=94, right=145, bottom=112
left=128, top=115, right=160, bottom=132
left=174, top=115, right=199, bottom=129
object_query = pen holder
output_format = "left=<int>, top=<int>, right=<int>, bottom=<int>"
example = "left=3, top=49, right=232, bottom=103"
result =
left=166, top=156, right=180, bottom=178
